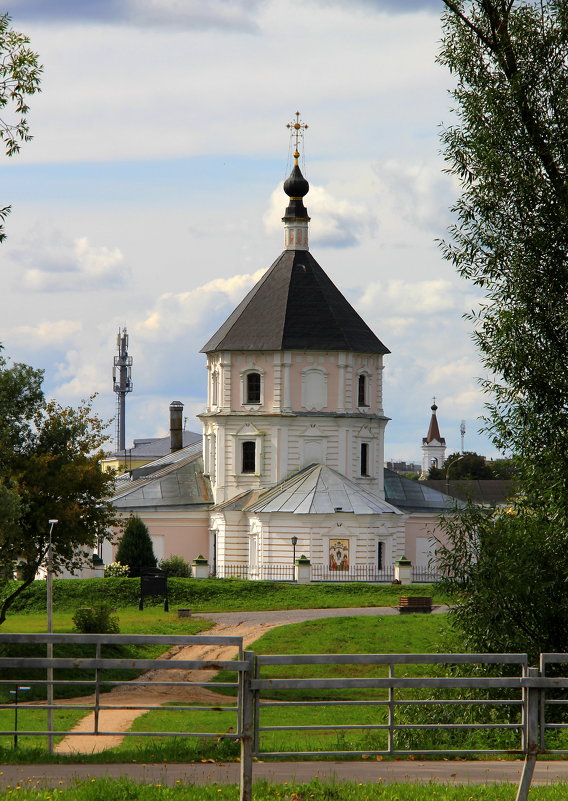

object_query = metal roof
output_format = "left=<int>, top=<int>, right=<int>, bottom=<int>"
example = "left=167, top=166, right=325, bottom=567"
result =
left=240, top=464, right=403, bottom=515
left=384, top=469, right=464, bottom=513
left=111, top=443, right=212, bottom=510
left=201, top=250, right=389, bottom=355
left=105, top=431, right=201, bottom=461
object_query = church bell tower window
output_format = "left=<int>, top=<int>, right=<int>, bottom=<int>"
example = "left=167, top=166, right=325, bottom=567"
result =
left=245, top=372, right=261, bottom=404
left=242, top=441, right=256, bottom=473
left=358, top=374, right=368, bottom=407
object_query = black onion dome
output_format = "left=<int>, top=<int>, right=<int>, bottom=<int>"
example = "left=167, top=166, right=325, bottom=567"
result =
left=284, top=163, right=309, bottom=198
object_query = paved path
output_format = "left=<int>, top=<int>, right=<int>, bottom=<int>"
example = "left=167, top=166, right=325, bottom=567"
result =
left=1, top=760, right=568, bottom=788
left=192, top=605, right=449, bottom=627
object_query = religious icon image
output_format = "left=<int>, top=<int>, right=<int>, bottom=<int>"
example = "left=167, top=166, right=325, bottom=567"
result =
left=329, top=539, right=349, bottom=571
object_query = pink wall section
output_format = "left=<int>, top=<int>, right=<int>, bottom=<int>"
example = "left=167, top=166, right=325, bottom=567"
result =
left=112, top=514, right=210, bottom=566
left=403, top=516, right=449, bottom=565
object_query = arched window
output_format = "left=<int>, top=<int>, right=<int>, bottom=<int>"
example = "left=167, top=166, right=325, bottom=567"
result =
left=242, top=441, right=256, bottom=473
left=211, top=372, right=219, bottom=406
left=246, top=372, right=261, bottom=404
left=358, top=374, right=368, bottom=407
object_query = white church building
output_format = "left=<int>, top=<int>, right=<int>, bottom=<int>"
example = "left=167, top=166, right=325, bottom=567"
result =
left=111, top=144, right=456, bottom=579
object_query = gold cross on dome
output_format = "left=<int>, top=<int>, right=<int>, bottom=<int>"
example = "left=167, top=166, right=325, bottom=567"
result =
left=286, top=111, right=308, bottom=160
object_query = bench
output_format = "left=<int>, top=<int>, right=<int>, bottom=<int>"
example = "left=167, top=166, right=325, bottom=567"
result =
left=398, top=596, right=432, bottom=614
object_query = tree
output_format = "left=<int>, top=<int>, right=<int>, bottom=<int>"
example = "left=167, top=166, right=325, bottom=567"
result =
left=439, top=0, right=568, bottom=502
left=437, top=0, right=568, bottom=654
left=443, top=452, right=495, bottom=480
left=436, top=503, right=568, bottom=662
left=115, top=516, right=156, bottom=578
left=0, top=14, right=42, bottom=241
left=0, top=349, right=118, bottom=624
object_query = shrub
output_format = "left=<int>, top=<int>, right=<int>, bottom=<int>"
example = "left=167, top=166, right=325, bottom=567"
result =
left=115, top=516, right=157, bottom=578
left=72, top=604, right=120, bottom=634
left=159, top=554, right=192, bottom=578
left=104, top=561, right=130, bottom=578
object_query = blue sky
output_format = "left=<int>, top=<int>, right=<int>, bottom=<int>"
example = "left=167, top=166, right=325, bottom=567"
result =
left=0, top=0, right=499, bottom=462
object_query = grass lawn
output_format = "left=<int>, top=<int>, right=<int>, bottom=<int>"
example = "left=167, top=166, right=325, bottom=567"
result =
left=1, top=778, right=568, bottom=800
left=4, top=577, right=449, bottom=615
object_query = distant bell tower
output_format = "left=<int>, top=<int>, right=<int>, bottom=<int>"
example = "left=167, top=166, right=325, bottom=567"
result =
left=113, top=327, right=133, bottom=452
left=420, top=398, right=447, bottom=478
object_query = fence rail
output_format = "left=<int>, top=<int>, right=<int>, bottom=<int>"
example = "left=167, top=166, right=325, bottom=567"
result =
left=311, top=564, right=394, bottom=582
left=3, top=633, right=568, bottom=800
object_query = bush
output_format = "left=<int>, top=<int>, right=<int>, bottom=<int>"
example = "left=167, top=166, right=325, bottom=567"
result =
left=159, top=555, right=192, bottom=578
left=104, top=561, right=130, bottom=578
left=72, top=604, right=120, bottom=634
left=115, top=516, right=157, bottom=578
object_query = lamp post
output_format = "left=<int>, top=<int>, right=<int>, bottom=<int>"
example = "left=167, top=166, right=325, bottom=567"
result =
left=10, top=686, right=30, bottom=749
left=46, top=518, right=58, bottom=754
left=291, top=536, right=298, bottom=565
left=445, top=456, right=465, bottom=496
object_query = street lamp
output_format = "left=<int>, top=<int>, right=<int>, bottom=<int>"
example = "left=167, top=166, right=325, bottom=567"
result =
left=9, top=686, right=30, bottom=749
left=46, top=519, right=58, bottom=754
left=291, top=536, right=298, bottom=565
left=445, top=456, right=465, bottom=496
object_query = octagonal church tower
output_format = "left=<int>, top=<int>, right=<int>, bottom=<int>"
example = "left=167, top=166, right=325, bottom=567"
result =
left=199, top=141, right=392, bottom=509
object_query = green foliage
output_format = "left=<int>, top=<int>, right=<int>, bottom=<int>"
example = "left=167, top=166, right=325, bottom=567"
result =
left=438, top=0, right=568, bottom=656
left=436, top=503, right=568, bottom=663
left=439, top=0, right=568, bottom=499
left=72, top=604, right=119, bottom=634
left=0, top=14, right=42, bottom=241
left=0, top=351, right=119, bottom=625
left=158, top=554, right=191, bottom=578
left=115, top=516, right=156, bottom=578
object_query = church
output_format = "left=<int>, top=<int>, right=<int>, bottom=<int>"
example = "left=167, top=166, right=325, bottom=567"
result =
left=110, top=131, right=455, bottom=580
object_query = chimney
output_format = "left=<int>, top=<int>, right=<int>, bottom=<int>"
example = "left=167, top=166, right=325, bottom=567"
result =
left=169, top=401, right=184, bottom=453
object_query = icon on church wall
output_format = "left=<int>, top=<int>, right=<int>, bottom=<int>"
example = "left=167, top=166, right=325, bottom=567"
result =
left=329, top=539, right=349, bottom=571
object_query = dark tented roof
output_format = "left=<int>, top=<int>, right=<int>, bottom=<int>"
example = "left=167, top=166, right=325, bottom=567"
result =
left=201, top=250, right=389, bottom=354
left=420, top=479, right=515, bottom=507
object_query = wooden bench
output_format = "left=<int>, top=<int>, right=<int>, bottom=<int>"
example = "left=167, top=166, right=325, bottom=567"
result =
left=398, top=596, right=432, bottom=614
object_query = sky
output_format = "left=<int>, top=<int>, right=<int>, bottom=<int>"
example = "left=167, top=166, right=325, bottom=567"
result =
left=0, top=0, right=499, bottom=463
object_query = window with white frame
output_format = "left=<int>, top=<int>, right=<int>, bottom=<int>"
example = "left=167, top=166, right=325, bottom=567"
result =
left=357, top=372, right=371, bottom=407
left=240, top=368, right=264, bottom=407
left=360, top=442, right=369, bottom=476
left=211, top=371, right=219, bottom=407
left=242, top=440, right=256, bottom=473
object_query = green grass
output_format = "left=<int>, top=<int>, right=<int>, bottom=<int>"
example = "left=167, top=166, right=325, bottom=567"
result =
left=1, top=778, right=568, bottom=800
left=2, top=578, right=449, bottom=615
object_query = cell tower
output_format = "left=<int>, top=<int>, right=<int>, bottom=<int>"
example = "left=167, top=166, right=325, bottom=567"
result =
left=460, top=420, right=466, bottom=453
left=113, top=327, right=133, bottom=452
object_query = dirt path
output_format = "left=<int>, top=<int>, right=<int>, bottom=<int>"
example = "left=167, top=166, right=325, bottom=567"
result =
left=54, top=618, right=279, bottom=754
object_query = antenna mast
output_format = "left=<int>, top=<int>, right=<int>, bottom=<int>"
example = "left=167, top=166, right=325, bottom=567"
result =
left=113, top=327, right=133, bottom=452
left=460, top=420, right=466, bottom=454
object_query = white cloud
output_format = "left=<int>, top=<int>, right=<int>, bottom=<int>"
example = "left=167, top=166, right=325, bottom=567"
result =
left=12, top=230, right=126, bottom=292
left=264, top=184, right=377, bottom=248
left=13, top=319, right=82, bottom=347
left=374, top=159, right=458, bottom=234
left=359, top=279, right=456, bottom=315
left=136, top=269, right=267, bottom=342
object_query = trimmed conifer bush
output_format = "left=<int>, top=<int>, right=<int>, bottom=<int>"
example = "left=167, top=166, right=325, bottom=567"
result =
left=115, top=516, right=157, bottom=578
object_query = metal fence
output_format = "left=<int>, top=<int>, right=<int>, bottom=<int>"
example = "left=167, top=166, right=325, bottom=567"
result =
left=311, top=564, right=395, bottom=582
left=3, top=634, right=566, bottom=800
left=214, top=564, right=440, bottom=584
left=216, top=564, right=295, bottom=581
left=412, top=566, right=442, bottom=583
